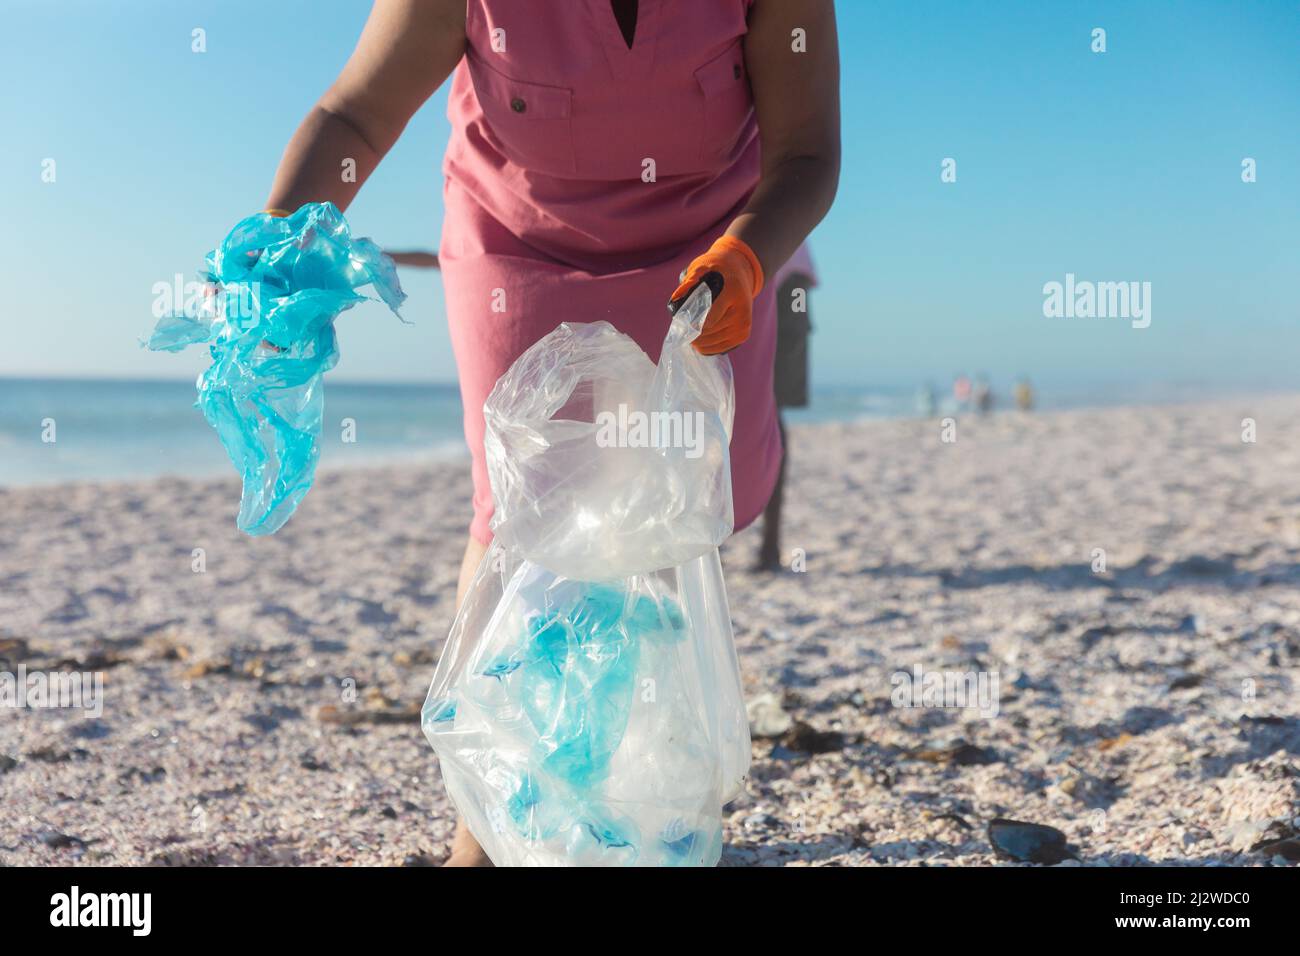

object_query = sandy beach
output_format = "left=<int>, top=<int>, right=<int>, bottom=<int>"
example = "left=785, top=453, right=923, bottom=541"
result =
left=2, top=394, right=1298, bottom=867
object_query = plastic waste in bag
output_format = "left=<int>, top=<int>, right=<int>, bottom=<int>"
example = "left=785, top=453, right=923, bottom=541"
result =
left=423, top=283, right=750, bottom=866
left=145, top=202, right=405, bottom=534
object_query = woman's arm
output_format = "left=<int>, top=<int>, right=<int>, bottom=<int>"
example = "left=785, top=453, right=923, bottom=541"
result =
left=730, top=0, right=841, bottom=277
left=385, top=250, right=441, bottom=268
left=264, top=0, right=466, bottom=213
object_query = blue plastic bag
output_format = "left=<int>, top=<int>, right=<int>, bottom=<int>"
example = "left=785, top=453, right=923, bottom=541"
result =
left=146, top=202, right=405, bottom=534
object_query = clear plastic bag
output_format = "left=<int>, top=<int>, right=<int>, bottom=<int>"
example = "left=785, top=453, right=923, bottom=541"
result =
left=423, top=285, right=750, bottom=866
left=483, top=287, right=735, bottom=581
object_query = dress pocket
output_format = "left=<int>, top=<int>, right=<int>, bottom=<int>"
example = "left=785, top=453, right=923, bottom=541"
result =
left=694, top=41, right=754, bottom=163
left=468, top=54, right=576, bottom=176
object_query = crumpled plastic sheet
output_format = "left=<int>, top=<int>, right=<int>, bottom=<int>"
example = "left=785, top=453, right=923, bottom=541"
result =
left=423, top=285, right=750, bottom=866
left=145, top=202, right=405, bottom=534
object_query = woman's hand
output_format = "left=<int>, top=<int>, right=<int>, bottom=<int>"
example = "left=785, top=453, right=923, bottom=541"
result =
left=670, top=236, right=764, bottom=354
left=673, top=0, right=839, bottom=356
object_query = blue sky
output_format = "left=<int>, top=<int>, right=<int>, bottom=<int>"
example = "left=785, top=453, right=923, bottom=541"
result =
left=3, top=0, right=1298, bottom=389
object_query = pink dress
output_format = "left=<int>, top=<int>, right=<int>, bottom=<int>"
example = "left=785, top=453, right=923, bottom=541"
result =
left=441, top=0, right=787, bottom=545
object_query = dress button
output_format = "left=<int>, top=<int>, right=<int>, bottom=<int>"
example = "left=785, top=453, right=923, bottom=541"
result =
left=510, top=97, right=527, bottom=113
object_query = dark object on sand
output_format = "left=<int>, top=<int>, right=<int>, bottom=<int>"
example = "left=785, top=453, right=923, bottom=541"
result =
left=1253, top=837, right=1300, bottom=861
left=0, top=637, right=30, bottom=667
left=987, top=818, right=1077, bottom=864
left=38, top=830, right=88, bottom=850
left=781, top=719, right=845, bottom=754
left=908, top=739, right=999, bottom=766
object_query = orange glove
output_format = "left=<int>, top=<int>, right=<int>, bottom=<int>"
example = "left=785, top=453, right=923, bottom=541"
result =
left=669, top=235, right=764, bottom=355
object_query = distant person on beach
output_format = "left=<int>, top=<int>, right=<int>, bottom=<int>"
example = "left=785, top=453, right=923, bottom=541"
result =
left=1015, top=377, right=1035, bottom=411
left=953, top=374, right=972, bottom=413
left=756, top=245, right=816, bottom=572
left=973, top=374, right=992, bottom=415
left=257, top=0, right=840, bottom=866
left=915, top=382, right=937, bottom=418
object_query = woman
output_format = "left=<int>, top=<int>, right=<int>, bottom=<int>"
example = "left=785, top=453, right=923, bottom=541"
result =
left=756, top=245, right=817, bottom=571
left=264, top=0, right=839, bottom=865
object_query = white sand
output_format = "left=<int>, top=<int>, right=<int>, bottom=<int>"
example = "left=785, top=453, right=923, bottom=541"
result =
left=2, top=395, right=1298, bottom=866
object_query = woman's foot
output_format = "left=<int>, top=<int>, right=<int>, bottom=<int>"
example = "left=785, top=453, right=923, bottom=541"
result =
left=442, top=818, right=494, bottom=867
left=754, top=544, right=783, bottom=572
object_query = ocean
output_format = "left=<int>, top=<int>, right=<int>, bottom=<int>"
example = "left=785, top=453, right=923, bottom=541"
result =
left=0, top=378, right=468, bottom=487
left=0, top=376, right=1261, bottom=487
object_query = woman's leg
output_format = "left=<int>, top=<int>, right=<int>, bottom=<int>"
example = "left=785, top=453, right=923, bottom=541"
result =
left=756, top=415, right=787, bottom=571
left=442, top=533, right=493, bottom=867
left=455, top=534, right=490, bottom=607
left=757, top=272, right=811, bottom=570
